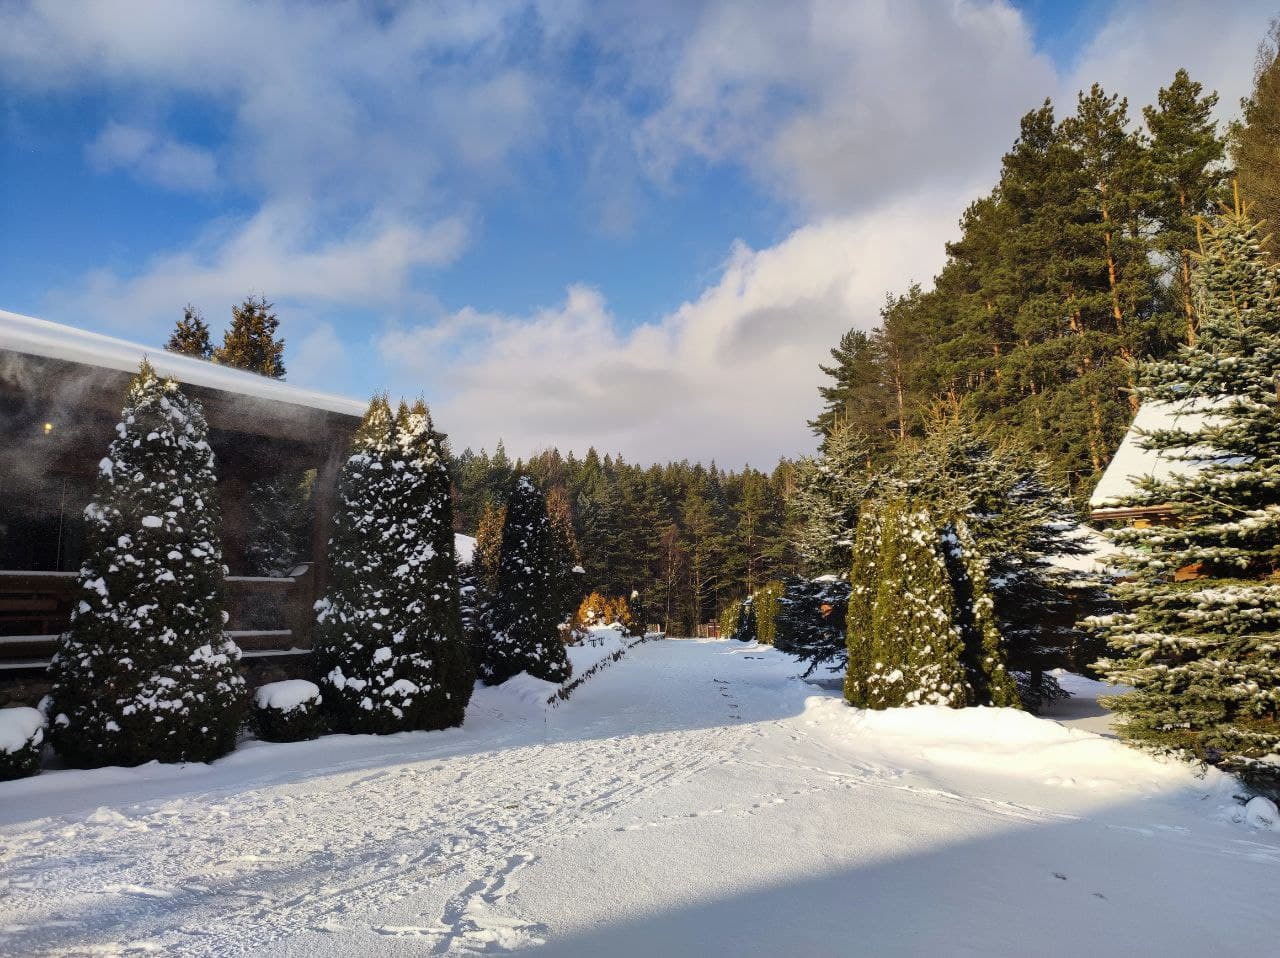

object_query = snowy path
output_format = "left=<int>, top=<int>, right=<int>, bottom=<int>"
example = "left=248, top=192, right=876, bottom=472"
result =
left=1, top=640, right=1277, bottom=956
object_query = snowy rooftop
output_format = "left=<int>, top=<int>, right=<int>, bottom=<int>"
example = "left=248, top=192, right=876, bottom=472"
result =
left=1089, top=400, right=1222, bottom=515
left=0, top=309, right=366, bottom=419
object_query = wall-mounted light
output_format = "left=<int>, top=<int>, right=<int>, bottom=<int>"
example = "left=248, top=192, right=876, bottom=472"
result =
left=42, top=422, right=54, bottom=435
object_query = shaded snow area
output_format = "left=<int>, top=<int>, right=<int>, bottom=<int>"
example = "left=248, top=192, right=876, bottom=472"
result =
left=1, top=641, right=1276, bottom=956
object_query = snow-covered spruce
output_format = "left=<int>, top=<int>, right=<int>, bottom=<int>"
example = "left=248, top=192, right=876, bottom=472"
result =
left=47, top=362, right=245, bottom=768
left=1092, top=206, right=1280, bottom=794
left=482, top=475, right=572, bottom=685
left=251, top=680, right=326, bottom=742
left=772, top=576, right=851, bottom=676
left=0, top=706, right=45, bottom=780
left=313, top=399, right=474, bottom=734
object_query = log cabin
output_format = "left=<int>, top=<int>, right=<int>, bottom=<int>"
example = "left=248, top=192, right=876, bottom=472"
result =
left=0, top=309, right=366, bottom=686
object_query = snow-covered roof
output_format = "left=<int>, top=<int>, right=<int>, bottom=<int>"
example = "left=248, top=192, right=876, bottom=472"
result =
left=1089, top=400, right=1223, bottom=515
left=0, top=309, right=366, bottom=419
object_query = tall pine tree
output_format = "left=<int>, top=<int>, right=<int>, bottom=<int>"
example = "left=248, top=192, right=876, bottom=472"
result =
left=166, top=305, right=214, bottom=359
left=216, top=295, right=286, bottom=378
left=47, top=362, right=245, bottom=767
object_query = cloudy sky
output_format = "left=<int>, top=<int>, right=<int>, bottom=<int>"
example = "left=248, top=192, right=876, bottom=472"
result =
left=0, top=0, right=1274, bottom=466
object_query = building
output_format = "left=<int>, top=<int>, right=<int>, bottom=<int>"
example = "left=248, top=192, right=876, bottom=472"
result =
left=1088, top=399, right=1223, bottom=526
left=0, top=310, right=367, bottom=678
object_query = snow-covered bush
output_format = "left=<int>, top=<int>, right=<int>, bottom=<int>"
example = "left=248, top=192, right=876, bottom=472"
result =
left=314, top=399, right=473, bottom=734
left=47, top=362, right=246, bottom=768
left=251, top=680, right=326, bottom=743
left=0, top=707, right=45, bottom=780
left=482, top=475, right=572, bottom=685
left=572, top=592, right=635, bottom=637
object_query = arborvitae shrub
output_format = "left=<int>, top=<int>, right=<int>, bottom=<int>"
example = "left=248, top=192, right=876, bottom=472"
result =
left=753, top=581, right=785, bottom=646
left=314, top=399, right=472, bottom=733
left=251, top=681, right=326, bottom=743
left=846, top=499, right=1014, bottom=710
left=47, top=363, right=246, bottom=768
left=484, top=476, right=573, bottom=685
left=0, top=707, right=46, bottom=780
left=719, top=600, right=742, bottom=642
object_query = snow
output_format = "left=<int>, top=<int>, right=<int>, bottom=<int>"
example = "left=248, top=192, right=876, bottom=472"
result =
left=1089, top=400, right=1226, bottom=513
left=254, top=680, right=322, bottom=713
left=454, top=533, right=477, bottom=566
left=0, top=641, right=1275, bottom=956
left=0, top=707, right=44, bottom=753
left=0, top=308, right=366, bottom=418
left=1244, top=796, right=1279, bottom=831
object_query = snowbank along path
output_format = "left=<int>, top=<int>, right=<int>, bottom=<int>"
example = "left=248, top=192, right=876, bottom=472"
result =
left=0, top=639, right=1276, bottom=956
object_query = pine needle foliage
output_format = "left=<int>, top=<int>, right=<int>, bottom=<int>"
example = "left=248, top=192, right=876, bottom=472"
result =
left=166, top=305, right=214, bottom=359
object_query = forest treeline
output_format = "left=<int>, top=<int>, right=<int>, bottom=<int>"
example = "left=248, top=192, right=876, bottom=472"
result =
left=167, top=28, right=1280, bottom=638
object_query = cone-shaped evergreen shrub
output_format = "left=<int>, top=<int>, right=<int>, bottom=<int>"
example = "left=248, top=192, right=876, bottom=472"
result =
left=47, top=362, right=245, bottom=768
left=313, top=398, right=472, bottom=733
left=845, top=499, right=1014, bottom=709
left=1092, top=203, right=1280, bottom=793
left=484, top=475, right=572, bottom=685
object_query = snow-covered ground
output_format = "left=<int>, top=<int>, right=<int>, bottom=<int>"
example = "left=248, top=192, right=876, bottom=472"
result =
left=1, top=639, right=1276, bottom=956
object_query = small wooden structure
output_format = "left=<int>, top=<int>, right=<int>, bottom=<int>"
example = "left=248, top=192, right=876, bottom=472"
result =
left=0, top=310, right=366, bottom=676
left=1089, top=400, right=1221, bottom=527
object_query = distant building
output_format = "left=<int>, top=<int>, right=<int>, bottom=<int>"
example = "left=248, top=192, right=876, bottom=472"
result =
left=0, top=310, right=366, bottom=675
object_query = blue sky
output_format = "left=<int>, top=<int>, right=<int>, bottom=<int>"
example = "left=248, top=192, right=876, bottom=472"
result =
left=0, top=0, right=1272, bottom=465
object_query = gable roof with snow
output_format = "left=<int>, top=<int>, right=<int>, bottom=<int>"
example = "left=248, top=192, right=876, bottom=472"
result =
left=0, top=309, right=366, bottom=419
left=1089, top=400, right=1225, bottom=518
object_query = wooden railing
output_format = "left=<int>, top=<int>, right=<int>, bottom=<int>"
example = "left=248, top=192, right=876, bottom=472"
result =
left=0, top=567, right=315, bottom=671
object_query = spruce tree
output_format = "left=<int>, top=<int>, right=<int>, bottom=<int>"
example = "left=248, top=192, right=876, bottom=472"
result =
left=166, top=304, right=214, bottom=359
left=773, top=576, right=852, bottom=676
left=546, top=485, right=583, bottom=625
left=215, top=295, right=286, bottom=378
left=47, top=362, right=245, bottom=768
left=1093, top=202, right=1280, bottom=793
left=790, top=421, right=876, bottom=576
left=313, top=397, right=471, bottom=733
left=484, top=475, right=572, bottom=685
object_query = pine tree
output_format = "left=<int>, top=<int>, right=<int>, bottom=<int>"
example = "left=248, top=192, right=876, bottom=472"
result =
left=215, top=295, right=286, bottom=378
left=1145, top=69, right=1228, bottom=343
left=1093, top=201, right=1280, bottom=793
left=47, top=362, right=245, bottom=768
left=166, top=304, right=214, bottom=359
left=1233, top=21, right=1280, bottom=259
left=808, top=328, right=893, bottom=444
left=484, top=475, right=572, bottom=684
left=313, top=397, right=471, bottom=733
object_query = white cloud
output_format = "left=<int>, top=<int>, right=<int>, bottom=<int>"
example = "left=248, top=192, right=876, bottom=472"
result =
left=86, top=122, right=217, bottom=192
left=52, top=204, right=468, bottom=337
left=380, top=190, right=964, bottom=464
